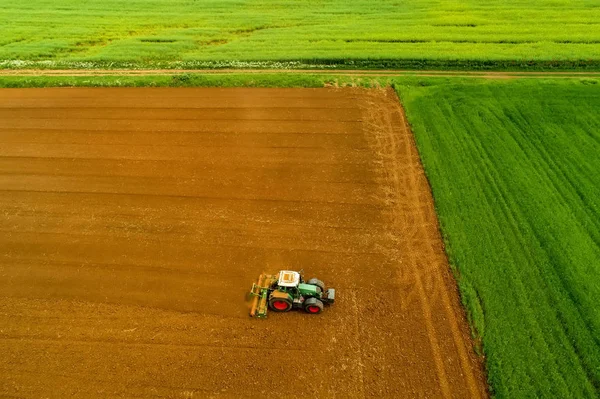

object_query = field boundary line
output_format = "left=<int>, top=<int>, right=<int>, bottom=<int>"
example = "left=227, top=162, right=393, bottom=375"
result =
left=1, top=69, right=600, bottom=79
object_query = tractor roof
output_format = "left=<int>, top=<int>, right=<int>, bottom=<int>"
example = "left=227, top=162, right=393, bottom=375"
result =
left=278, top=270, right=300, bottom=287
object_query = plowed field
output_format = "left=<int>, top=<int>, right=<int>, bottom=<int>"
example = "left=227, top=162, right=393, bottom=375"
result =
left=0, top=88, right=486, bottom=398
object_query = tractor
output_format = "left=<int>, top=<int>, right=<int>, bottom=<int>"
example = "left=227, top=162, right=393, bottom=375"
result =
left=249, top=270, right=335, bottom=318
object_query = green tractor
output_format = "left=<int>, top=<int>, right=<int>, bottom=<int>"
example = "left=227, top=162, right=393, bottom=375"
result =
left=249, top=270, right=335, bottom=318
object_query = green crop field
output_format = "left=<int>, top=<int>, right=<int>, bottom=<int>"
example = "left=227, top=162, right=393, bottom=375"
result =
left=2, top=0, right=600, bottom=69
left=396, top=78, right=600, bottom=397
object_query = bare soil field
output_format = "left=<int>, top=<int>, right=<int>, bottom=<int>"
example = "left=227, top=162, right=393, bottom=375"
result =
left=0, top=88, right=486, bottom=398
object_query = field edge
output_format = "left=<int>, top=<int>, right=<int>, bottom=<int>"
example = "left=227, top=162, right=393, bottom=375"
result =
left=3, top=59, right=600, bottom=72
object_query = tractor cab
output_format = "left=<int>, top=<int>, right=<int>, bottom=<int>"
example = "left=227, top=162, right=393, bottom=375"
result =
left=277, top=270, right=301, bottom=288
left=276, top=270, right=322, bottom=297
left=271, top=270, right=300, bottom=295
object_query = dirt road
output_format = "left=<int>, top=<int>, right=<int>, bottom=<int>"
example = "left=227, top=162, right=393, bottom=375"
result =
left=0, top=88, right=487, bottom=398
left=1, top=68, right=600, bottom=78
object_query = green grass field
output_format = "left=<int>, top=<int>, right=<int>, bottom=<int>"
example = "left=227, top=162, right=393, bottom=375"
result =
left=2, top=0, right=600, bottom=69
left=396, top=78, right=600, bottom=398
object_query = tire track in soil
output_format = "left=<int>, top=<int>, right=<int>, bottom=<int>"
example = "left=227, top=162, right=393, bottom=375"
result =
left=359, top=88, right=487, bottom=398
left=0, top=87, right=487, bottom=398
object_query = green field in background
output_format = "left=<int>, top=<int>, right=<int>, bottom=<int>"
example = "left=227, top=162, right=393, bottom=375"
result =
left=2, top=0, right=600, bottom=69
left=396, top=79, right=600, bottom=398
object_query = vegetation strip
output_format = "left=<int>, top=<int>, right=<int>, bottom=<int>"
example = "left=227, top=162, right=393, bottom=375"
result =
left=1, top=74, right=599, bottom=90
left=2, top=69, right=600, bottom=77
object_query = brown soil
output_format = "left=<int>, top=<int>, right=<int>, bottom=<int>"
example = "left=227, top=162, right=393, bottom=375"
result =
left=0, top=87, right=487, bottom=398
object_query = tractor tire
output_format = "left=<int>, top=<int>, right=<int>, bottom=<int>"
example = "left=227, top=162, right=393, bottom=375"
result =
left=303, top=297, right=324, bottom=314
left=268, top=297, right=292, bottom=312
left=307, top=278, right=325, bottom=291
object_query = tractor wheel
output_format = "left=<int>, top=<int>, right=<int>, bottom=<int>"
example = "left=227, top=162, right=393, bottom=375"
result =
left=268, top=297, right=292, bottom=312
left=303, top=297, right=324, bottom=314
left=307, top=278, right=325, bottom=291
